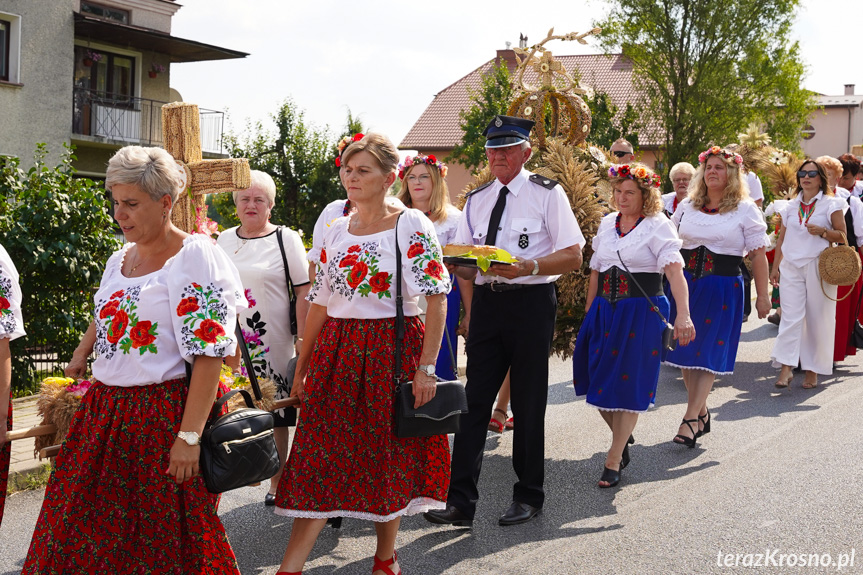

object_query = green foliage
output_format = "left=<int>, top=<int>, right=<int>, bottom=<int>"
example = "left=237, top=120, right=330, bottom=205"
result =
left=222, top=100, right=363, bottom=237
left=585, top=91, right=640, bottom=150
left=0, top=145, right=121, bottom=394
left=595, top=0, right=815, bottom=172
left=449, top=62, right=515, bottom=174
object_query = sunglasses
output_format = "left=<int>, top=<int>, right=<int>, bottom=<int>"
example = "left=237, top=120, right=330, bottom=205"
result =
left=612, top=151, right=629, bottom=158
left=797, top=170, right=819, bottom=179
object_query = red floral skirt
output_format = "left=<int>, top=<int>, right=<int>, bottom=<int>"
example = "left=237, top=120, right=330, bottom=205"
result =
left=275, top=317, right=450, bottom=521
left=834, top=260, right=862, bottom=362
left=23, top=378, right=240, bottom=575
left=0, top=399, right=10, bottom=529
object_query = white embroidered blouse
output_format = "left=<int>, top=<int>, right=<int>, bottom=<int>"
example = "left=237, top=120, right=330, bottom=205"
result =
left=0, top=244, right=26, bottom=342
left=308, top=209, right=451, bottom=319
left=590, top=213, right=684, bottom=273
left=92, top=235, right=247, bottom=387
left=780, top=191, right=848, bottom=267
left=672, top=198, right=770, bottom=256
left=433, top=204, right=463, bottom=247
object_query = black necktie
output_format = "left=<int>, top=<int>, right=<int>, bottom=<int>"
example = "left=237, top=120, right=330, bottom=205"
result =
left=485, top=186, right=509, bottom=246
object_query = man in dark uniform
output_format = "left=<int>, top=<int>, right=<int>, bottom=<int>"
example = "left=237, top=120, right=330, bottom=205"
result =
left=424, top=116, right=584, bottom=527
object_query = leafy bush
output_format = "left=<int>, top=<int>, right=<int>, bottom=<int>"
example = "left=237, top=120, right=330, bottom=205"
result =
left=0, top=144, right=121, bottom=395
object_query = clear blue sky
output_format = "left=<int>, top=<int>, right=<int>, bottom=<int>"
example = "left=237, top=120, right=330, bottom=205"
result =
left=170, top=0, right=863, bottom=149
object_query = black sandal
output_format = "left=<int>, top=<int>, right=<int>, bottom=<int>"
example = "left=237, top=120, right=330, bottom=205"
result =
left=697, top=409, right=711, bottom=437
left=598, top=466, right=621, bottom=488
left=620, top=443, right=630, bottom=470
left=673, top=418, right=699, bottom=448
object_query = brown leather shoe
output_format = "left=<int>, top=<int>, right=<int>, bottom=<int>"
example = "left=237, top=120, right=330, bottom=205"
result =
left=498, top=501, right=542, bottom=526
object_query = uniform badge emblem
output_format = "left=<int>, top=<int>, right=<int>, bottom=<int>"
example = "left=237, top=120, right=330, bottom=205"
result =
left=494, top=116, right=503, bottom=127
left=519, top=233, right=529, bottom=249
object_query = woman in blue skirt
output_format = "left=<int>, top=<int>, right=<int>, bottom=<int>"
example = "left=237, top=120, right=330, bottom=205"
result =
left=665, top=146, right=771, bottom=447
left=573, top=164, right=694, bottom=488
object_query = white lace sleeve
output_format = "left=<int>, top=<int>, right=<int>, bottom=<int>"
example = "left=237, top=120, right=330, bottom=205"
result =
left=741, top=201, right=770, bottom=252
left=649, top=216, right=684, bottom=270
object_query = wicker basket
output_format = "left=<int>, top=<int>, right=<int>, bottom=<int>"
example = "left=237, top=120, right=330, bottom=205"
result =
left=819, top=232, right=861, bottom=301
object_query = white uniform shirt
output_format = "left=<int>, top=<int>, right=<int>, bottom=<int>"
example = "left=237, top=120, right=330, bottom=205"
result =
left=308, top=196, right=406, bottom=267
left=308, top=209, right=450, bottom=319
left=851, top=181, right=863, bottom=198
left=433, top=204, right=463, bottom=247
left=849, top=196, right=863, bottom=247
left=835, top=187, right=851, bottom=199
left=661, top=192, right=684, bottom=216
left=746, top=171, right=764, bottom=203
left=590, top=213, right=684, bottom=273
left=780, top=191, right=847, bottom=267
left=0, top=244, right=26, bottom=341
left=92, top=235, right=247, bottom=387
left=672, top=198, right=770, bottom=256
left=454, top=168, right=585, bottom=285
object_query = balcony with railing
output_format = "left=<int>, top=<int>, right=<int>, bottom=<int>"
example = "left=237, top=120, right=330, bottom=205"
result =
left=72, top=88, right=225, bottom=155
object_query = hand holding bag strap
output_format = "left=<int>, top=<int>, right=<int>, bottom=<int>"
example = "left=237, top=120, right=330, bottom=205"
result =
left=276, top=226, right=299, bottom=335
left=393, top=211, right=406, bottom=386
left=616, top=250, right=672, bottom=328
left=234, top=320, right=263, bottom=401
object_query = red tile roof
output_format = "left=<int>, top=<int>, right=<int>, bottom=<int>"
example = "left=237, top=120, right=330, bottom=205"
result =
left=400, top=52, right=661, bottom=150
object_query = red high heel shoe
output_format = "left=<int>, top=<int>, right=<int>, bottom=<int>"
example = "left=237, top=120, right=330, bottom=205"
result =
left=373, top=550, right=401, bottom=575
left=488, top=408, right=507, bottom=433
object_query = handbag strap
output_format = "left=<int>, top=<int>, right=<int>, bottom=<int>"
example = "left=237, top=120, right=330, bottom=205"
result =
left=234, top=320, right=263, bottom=400
left=211, top=388, right=256, bottom=416
left=443, top=322, right=457, bottom=377
left=394, top=211, right=406, bottom=386
left=616, top=250, right=672, bottom=328
left=275, top=227, right=298, bottom=335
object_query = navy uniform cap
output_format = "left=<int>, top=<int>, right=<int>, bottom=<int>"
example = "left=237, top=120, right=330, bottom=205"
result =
left=483, top=115, right=535, bottom=148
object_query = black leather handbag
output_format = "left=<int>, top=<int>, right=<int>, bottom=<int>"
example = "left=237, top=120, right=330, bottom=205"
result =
left=196, top=322, right=280, bottom=494
left=392, top=212, right=468, bottom=438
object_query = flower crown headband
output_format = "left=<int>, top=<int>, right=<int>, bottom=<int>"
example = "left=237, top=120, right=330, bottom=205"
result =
left=607, top=164, right=661, bottom=188
left=334, top=133, right=365, bottom=167
left=698, top=145, right=743, bottom=165
left=398, top=154, right=448, bottom=180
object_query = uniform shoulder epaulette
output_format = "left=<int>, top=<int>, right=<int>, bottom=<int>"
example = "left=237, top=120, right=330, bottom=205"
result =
left=529, top=174, right=559, bottom=190
left=464, top=181, right=495, bottom=198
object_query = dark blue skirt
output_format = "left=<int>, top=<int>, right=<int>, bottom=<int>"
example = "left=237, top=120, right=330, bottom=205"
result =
left=435, top=276, right=460, bottom=381
left=573, top=295, right=669, bottom=412
left=664, top=271, right=744, bottom=374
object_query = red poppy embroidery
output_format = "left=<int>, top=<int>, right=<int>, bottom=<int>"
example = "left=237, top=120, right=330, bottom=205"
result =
left=0, top=297, right=8, bottom=311
left=339, top=254, right=359, bottom=268
left=129, top=320, right=157, bottom=349
left=320, top=249, right=327, bottom=264
left=110, top=290, right=125, bottom=299
left=347, top=262, right=369, bottom=289
left=176, top=297, right=199, bottom=316
left=194, top=319, right=226, bottom=344
left=107, top=310, right=129, bottom=344
left=407, top=243, right=425, bottom=258
left=368, top=272, right=391, bottom=294
left=425, top=260, right=444, bottom=281
left=99, top=299, right=120, bottom=319
left=629, top=331, right=636, bottom=338
left=347, top=245, right=361, bottom=254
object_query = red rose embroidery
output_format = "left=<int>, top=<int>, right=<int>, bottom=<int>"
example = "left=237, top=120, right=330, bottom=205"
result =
left=194, top=319, right=225, bottom=344
left=0, top=297, right=9, bottom=311
left=425, top=260, right=444, bottom=280
left=368, top=272, right=390, bottom=294
left=340, top=254, right=359, bottom=268
left=347, top=245, right=361, bottom=253
left=407, top=243, right=425, bottom=258
left=176, top=297, right=199, bottom=316
left=129, top=320, right=156, bottom=349
left=347, top=262, right=369, bottom=289
left=320, top=249, right=327, bottom=263
left=99, top=299, right=120, bottom=319
left=107, top=310, right=129, bottom=344
left=110, top=290, right=125, bottom=299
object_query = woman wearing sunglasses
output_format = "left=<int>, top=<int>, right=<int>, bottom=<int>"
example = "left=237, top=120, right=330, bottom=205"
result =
left=770, top=160, right=848, bottom=388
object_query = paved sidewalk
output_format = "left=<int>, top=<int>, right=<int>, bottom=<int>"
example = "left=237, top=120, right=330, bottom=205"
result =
left=8, top=395, right=47, bottom=480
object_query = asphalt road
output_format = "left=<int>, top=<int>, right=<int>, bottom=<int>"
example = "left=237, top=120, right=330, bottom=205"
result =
left=2, top=315, right=862, bottom=574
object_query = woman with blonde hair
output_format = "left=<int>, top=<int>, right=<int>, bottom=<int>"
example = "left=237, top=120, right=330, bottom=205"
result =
left=396, top=155, right=471, bottom=381
left=665, top=146, right=771, bottom=447
left=771, top=159, right=847, bottom=388
left=573, top=163, right=693, bottom=487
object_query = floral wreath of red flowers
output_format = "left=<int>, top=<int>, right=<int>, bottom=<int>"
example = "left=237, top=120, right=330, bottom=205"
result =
left=334, top=133, right=365, bottom=167
left=698, top=145, right=743, bottom=165
left=398, top=154, right=448, bottom=180
left=607, top=164, right=662, bottom=189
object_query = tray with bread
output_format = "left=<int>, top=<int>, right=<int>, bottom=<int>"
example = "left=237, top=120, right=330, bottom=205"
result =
left=443, top=243, right=516, bottom=271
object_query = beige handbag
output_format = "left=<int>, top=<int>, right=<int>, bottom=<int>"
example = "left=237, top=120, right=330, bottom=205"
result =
left=819, top=231, right=861, bottom=301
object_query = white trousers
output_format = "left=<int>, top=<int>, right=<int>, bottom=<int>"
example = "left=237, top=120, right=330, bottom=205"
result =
left=771, top=258, right=836, bottom=374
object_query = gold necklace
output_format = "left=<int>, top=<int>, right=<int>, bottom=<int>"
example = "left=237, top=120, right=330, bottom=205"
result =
left=129, top=250, right=151, bottom=273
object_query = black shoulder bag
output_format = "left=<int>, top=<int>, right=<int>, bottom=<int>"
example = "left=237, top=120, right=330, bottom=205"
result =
left=192, top=321, right=280, bottom=494
left=392, top=212, right=468, bottom=438
left=616, top=250, right=677, bottom=352
left=276, top=227, right=298, bottom=335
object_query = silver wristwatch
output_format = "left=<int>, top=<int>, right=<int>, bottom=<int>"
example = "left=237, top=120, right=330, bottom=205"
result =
left=177, top=431, right=200, bottom=446
left=418, top=364, right=436, bottom=377
left=531, top=259, right=540, bottom=275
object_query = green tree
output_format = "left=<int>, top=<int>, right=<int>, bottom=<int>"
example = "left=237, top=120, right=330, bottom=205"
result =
left=585, top=90, right=640, bottom=150
left=0, top=145, right=121, bottom=394
left=595, top=0, right=815, bottom=169
left=220, top=101, right=363, bottom=237
left=449, top=62, right=515, bottom=174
